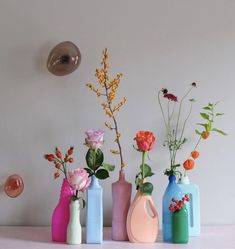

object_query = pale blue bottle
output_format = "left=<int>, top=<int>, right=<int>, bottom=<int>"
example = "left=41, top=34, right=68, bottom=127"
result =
left=162, top=175, right=182, bottom=242
left=178, top=176, right=200, bottom=236
left=86, top=175, right=103, bottom=244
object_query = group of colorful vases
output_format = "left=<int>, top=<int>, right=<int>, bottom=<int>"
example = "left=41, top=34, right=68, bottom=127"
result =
left=51, top=170, right=200, bottom=244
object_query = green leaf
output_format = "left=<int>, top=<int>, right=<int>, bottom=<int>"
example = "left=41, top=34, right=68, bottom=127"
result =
left=200, top=112, right=210, bottom=120
left=205, top=122, right=212, bottom=131
left=86, top=149, right=96, bottom=169
left=212, top=128, right=227, bottom=135
left=208, top=103, right=213, bottom=107
left=102, top=163, right=115, bottom=172
left=197, top=123, right=207, bottom=128
left=216, top=113, right=224, bottom=116
left=140, top=182, right=153, bottom=195
left=84, top=168, right=94, bottom=177
left=95, top=169, right=109, bottom=179
left=85, top=149, right=104, bottom=170
left=195, top=129, right=202, bottom=135
left=95, top=148, right=104, bottom=166
left=140, top=164, right=154, bottom=177
left=135, top=174, right=141, bottom=190
left=203, top=106, right=211, bottom=110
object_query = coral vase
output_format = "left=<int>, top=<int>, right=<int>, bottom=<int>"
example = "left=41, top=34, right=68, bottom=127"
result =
left=172, top=205, right=189, bottom=244
left=162, top=175, right=182, bottom=242
left=178, top=176, right=200, bottom=236
left=51, top=178, right=73, bottom=242
left=86, top=175, right=103, bottom=244
left=112, top=169, right=132, bottom=241
left=127, top=191, right=159, bottom=243
left=67, top=200, right=82, bottom=245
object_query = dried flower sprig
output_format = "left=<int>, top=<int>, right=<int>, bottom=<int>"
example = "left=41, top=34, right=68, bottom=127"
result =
left=86, top=49, right=126, bottom=169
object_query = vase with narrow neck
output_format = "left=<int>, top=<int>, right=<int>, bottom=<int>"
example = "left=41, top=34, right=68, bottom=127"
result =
left=86, top=175, right=103, bottom=244
left=162, top=175, right=182, bottom=242
left=172, top=204, right=189, bottom=243
left=178, top=176, right=200, bottom=236
left=51, top=178, right=73, bottom=242
left=127, top=191, right=159, bottom=243
left=66, top=199, right=82, bottom=245
left=112, top=169, right=132, bottom=241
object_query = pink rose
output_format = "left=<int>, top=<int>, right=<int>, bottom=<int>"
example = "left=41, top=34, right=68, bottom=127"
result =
left=85, top=129, right=104, bottom=149
left=67, top=168, right=91, bottom=192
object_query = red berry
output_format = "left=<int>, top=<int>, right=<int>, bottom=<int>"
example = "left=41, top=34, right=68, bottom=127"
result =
left=56, top=150, right=62, bottom=159
left=68, top=158, right=74, bottom=163
left=172, top=198, right=177, bottom=203
left=55, top=163, right=61, bottom=169
left=64, top=155, right=68, bottom=162
left=68, top=147, right=74, bottom=156
left=45, top=154, right=55, bottom=162
left=54, top=172, right=60, bottom=179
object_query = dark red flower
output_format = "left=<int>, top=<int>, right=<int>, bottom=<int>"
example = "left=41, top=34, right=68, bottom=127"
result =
left=162, top=88, right=168, bottom=94
left=164, top=93, right=178, bottom=102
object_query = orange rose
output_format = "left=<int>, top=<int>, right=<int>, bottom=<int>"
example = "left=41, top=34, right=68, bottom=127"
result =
left=134, top=131, right=156, bottom=152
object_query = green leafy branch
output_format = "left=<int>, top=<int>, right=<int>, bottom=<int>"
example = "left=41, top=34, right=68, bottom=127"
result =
left=194, top=102, right=227, bottom=151
left=84, top=148, right=115, bottom=180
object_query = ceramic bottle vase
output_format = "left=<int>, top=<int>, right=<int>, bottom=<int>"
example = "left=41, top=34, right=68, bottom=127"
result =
left=67, top=200, right=82, bottom=245
left=178, top=176, right=200, bottom=236
left=172, top=204, right=189, bottom=243
left=112, top=169, right=132, bottom=241
left=162, top=175, right=182, bottom=242
left=51, top=178, right=73, bottom=242
left=86, top=175, right=103, bottom=244
left=127, top=191, right=159, bottom=243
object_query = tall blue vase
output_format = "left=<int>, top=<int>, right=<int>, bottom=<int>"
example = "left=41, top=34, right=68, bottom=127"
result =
left=162, top=175, right=182, bottom=242
left=178, top=176, right=200, bottom=236
left=86, top=175, right=103, bottom=244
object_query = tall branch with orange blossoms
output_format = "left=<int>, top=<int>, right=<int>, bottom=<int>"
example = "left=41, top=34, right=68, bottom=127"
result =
left=86, top=49, right=127, bottom=169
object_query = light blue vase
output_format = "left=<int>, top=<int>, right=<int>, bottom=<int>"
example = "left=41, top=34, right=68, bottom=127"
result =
left=178, top=176, right=200, bottom=236
left=162, top=175, right=182, bottom=242
left=86, top=175, right=103, bottom=244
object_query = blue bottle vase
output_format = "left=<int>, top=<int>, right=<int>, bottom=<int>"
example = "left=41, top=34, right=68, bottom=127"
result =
left=162, top=175, right=182, bottom=242
left=178, top=176, right=200, bottom=236
left=86, top=175, right=103, bottom=244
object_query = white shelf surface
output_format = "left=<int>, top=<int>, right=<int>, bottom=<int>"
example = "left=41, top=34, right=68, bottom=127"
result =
left=0, top=226, right=234, bottom=249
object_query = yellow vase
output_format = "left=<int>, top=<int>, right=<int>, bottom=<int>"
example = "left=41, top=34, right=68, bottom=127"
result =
left=126, top=191, right=159, bottom=243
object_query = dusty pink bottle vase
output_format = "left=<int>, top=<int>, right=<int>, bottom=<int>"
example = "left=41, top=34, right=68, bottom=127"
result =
left=112, top=169, right=132, bottom=241
left=51, top=178, right=73, bottom=242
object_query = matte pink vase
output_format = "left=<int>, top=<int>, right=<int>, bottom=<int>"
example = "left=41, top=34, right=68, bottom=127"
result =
left=127, top=191, right=159, bottom=243
left=51, top=178, right=73, bottom=242
left=112, top=170, right=132, bottom=241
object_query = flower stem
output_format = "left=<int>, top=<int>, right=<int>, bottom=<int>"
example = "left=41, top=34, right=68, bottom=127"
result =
left=141, top=151, right=146, bottom=179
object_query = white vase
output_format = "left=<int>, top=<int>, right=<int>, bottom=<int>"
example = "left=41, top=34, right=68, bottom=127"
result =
left=66, top=199, right=82, bottom=244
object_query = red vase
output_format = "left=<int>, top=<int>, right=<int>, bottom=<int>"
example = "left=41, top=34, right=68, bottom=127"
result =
left=112, top=170, right=132, bottom=241
left=51, top=178, right=73, bottom=242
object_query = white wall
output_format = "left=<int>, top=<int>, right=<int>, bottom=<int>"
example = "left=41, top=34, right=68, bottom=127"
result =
left=0, top=0, right=234, bottom=226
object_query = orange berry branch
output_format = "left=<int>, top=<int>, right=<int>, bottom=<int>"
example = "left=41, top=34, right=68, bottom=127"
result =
left=183, top=102, right=227, bottom=174
left=86, top=49, right=126, bottom=169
